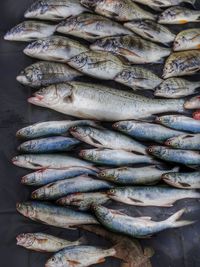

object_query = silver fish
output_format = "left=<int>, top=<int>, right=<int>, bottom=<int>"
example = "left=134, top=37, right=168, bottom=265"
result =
left=24, top=0, right=88, bottom=21
left=154, top=78, right=200, bottom=98
left=56, top=13, right=131, bottom=41
left=184, top=95, right=200, bottom=109
left=165, top=133, right=200, bottom=150
left=163, top=50, right=200, bottom=79
left=23, top=36, right=88, bottom=63
left=90, top=35, right=171, bottom=64
left=174, top=28, right=200, bottom=51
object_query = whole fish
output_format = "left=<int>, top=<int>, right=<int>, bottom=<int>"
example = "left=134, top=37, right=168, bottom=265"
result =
left=98, top=165, right=179, bottom=185
left=4, top=21, right=56, bottom=42
left=24, top=0, right=88, bottom=21
left=80, top=0, right=155, bottom=22
left=113, top=120, right=185, bottom=144
left=28, top=82, right=186, bottom=121
left=162, top=171, right=200, bottom=189
left=148, top=145, right=200, bottom=165
left=158, top=6, right=200, bottom=24
left=16, top=202, right=98, bottom=229
left=12, top=154, right=94, bottom=170
left=18, top=136, right=80, bottom=153
left=154, top=78, right=200, bottom=98
left=57, top=192, right=109, bottom=210
left=79, top=148, right=158, bottom=166
left=156, top=115, right=200, bottom=133
left=16, top=233, right=84, bottom=252
left=193, top=110, right=200, bottom=120
left=70, top=125, right=146, bottom=154
left=46, top=245, right=116, bottom=267
left=23, top=36, right=88, bottom=63
left=21, top=167, right=98, bottom=186
left=163, top=50, right=200, bottom=79
left=17, top=120, right=98, bottom=140
left=107, top=186, right=200, bottom=207
left=31, top=176, right=113, bottom=200
left=16, top=61, right=83, bottom=88
left=124, top=20, right=175, bottom=44
left=93, top=205, right=193, bottom=238
left=165, top=133, right=200, bottom=150
left=56, top=13, right=131, bottom=41
left=90, top=35, right=171, bottom=64
left=174, top=28, right=200, bottom=51
left=184, top=96, right=200, bottom=109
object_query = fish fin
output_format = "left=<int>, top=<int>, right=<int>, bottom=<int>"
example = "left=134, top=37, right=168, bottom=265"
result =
left=136, top=115, right=157, bottom=123
left=178, top=182, right=191, bottom=188
left=67, top=259, right=80, bottom=266
left=89, top=136, right=103, bottom=146
left=138, top=216, right=152, bottom=221
left=129, top=197, right=144, bottom=204
left=144, top=31, right=154, bottom=39
left=68, top=225, right=78, bottom=230
left=166, top=209, right=195, bottom=228
left=181, top=134, right=194, bottom=139
left=187, top=165, right=200, bottom=170
left=172, top=166, right=180, bottom=172
left=178, top=20, right=188, bottom=24
left=117, top=47, right=141, bottom=58
left=111, top=210, right=126, bottom=216
left=102, top=10, right=119, bottom=18
left=98, top=258, right=105, bottom=263
left=63, top=93, right=74, bottom=103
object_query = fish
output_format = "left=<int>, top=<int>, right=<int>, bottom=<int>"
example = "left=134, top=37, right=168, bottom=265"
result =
left=21, top=167, right=98, bottom=186
left=16, top=233, right=84, bottom=252
left=113, top=120, right=185, bottom=144
left=4, top=21, right=56, bottom=42
left=162, top=171, right=200, bottom=189
left=16, top=61, right=83, bottom=88
left=184, top=96, right=200, bottom=109
left=79, top=148, right=158, bottom=166
left=12, top=154, right=94, bottom=170
left=165, top=133, right=200, bottom=150
left=45, top=245, right=116, bottom=267
left=92, top=205, right=194, bottom=238
left=156, top=115, right=200, bottom=133
left=154, top=78, right=200, bottom=98
left=90, top=35, right=171, bottom=64
left=28, top=82, right=186, bottom=121
left=174, top=28, right=200, bottom=51
left=18, top=136, right=80, bottom=153
left=98, top=165, right=179, bottom=185
left=124, top=19, right=175, bottom=44
left=158, top=6, right=200, bottom=24
left=70, top=125, right=146, bottom=154
left=107, top=186, right=200, bottom=207
left=16, top=202, right=98, bottom=229
left=16, top=120, right=98, bottom=140
left=56, top=13, right=132, bottom=41
left=31, top=176, right=113, bottom=200
left=193, top=110, right=200, bottom=120
left=57, top=192, right=109, bottom=210
left=24, top=0, right=88, bottom=21
left=148, top=145, right=200, bottom=166
left=23, top=36, right=88, bottom=63
left=80, top=0, right=155, bottom=22
left=163, top=50, right=200, bottom=79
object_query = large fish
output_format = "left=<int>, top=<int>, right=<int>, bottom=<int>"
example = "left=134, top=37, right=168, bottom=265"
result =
left=24, top=0, right=88, bottom=21
left=90, top=35, right=171, bottom=64
left=174, top=28, right=200, bottom=51
left=165, top=133, right=200, bottom=150
left=92, top=205, right=194, bottom=238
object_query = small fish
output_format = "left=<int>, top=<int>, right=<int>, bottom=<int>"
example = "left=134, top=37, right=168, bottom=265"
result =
left=124, top=20, right=175, bottom=44
left=57, top=192, right=109, bottom=210
left=24, top=0, right=88, bottom=21
left=193, top=110, right=200, bottom=120
left=16, top=202, right=98, bottom=229
left=56, top=13, right=131, bottom=41
left=148, top=145, right=200, bottom=166
left=154, top=78, right=200, bottom=98
left=91, top=35, right=171, bottom=64
left=156, top=115, right=200, bottom=133
left=80, top=0, right=155, bottom=22
left=162, top=171, right=200, bottom=189
left=158, top=6, right=200, bottom=24
left=16, top=61, right=83, bottom=88
left=18, top=136, right=80, bottom=153
left=31, top=176, right=113, bottom=200
left=184, top=96, right=200, bottom=109
left=24, top=36, right=88, bottom=63
left=21, top=167, right=98, bottom=186
left=46, top=245, right=116, bottom=267
left=107, top=186, right=200, bottom=207
left=16, top=233, right=84, bottom=252
left=163, top=50, right=200, bottom=79
left=70, top=125, right=146, bottom=154
left=98, top=165, right=179, bottom=185
left=113, top=120, right=185, bottom=143
left=165, top=133, right=200, bottom=150
left=174, top=28, right=200, bottom=51
left=92, top=205, right=194, bottom=238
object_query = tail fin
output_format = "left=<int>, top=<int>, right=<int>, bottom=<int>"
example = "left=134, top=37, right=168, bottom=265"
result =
left=166, top=209, right=195, bottom=228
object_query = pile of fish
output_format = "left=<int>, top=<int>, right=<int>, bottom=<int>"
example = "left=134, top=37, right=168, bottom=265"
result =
left=5, top=0, right=200, bottom=266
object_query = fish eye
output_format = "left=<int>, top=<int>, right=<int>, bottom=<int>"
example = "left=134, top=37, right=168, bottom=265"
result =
left=100, top=172, right=105, bottom=177
left=148, top=147, right=153, bottom=153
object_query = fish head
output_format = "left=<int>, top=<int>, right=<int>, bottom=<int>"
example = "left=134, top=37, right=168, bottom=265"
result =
left=80, top=0, right=100, bottom=9
left=107, top=188, right=118, bottom=197
left=70, top=125, right=92, bottom=141
left=112, top=121, right=133, bottom=133
left=31, top=186, right=46, bottom=200
left=173, top=37, right=184, bottom=51
left=158, top=7, right=177, bottom=23
left=57, top=193, right=83, bottom=206
left=4, top=22, right=28, bottom=41
left=18, top=140, right=34, bottom=153
left=162, top=59, right=176, bottom=79
left=155, top=115, right=173, bottom=125
left=12, top=155, right=38, bottom=169
left=16, top=124, right=38, bottom=139
left=165, top=137, right=178, bottom=148
left=67, top=52, right=89, bottom=70
left=91, top=204, right=109, bottom=218
left=98, top=169, right=118, bottom=182
left=90, top=37, right=116, bottom=52
left=16, top=233, right=35, bottom=248
left=148, top=146, right=162, bottom=157
left=21, top=172, right=36, bottom=185
left=16, top=202, right=36, bottom=218
left=184, top=96, right=200, bottom=109
left=23, top=38, right=55, bottom=58
left=56, top=16, right=78, bottom=33
left=17, top=64, right=43, bottom=86
left=45, top=253, right=65, bottom=267
left=79, top=149, right=96, bottom=161
left=24, top=1, right=49, bottom=19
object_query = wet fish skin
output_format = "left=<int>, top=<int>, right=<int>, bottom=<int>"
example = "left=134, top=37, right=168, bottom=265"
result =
left=165, top=133, right=200, bottom=150
left=193, top=110, right=200, bottom=120
left=174, top=28, right=200, bottom=52
left=184, top=96, right=200, bottom=109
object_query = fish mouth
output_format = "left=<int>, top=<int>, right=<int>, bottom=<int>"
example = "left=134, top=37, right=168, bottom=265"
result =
left=4, top=31, right=12, bottom=40
left=16, top=74, right=29, bottom=85
left=12, top=156, right=20, bottom=166
left=28, top=94, right=44, bottom=104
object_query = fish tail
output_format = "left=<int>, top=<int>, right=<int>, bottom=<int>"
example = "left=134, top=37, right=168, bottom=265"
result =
left=166, top=209, right=195, bottom=228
